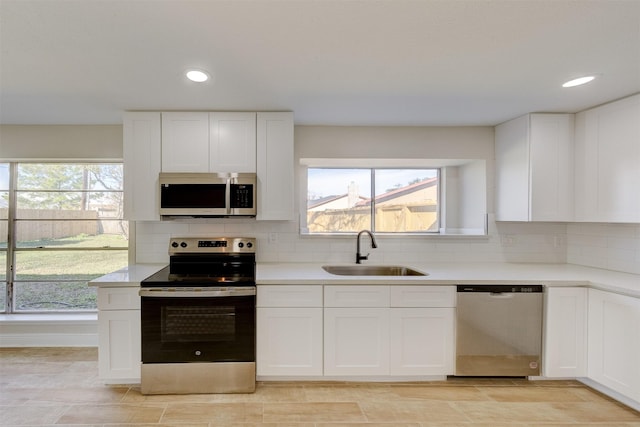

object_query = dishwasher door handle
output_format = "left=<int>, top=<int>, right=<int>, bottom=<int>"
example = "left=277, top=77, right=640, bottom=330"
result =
left=489, top=292, right=514, bottom=299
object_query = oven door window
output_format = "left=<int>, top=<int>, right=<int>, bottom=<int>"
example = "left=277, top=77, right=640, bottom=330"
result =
left=162, top=306, right=237, bottom=343
left=141, top=295, right=255, bottom=364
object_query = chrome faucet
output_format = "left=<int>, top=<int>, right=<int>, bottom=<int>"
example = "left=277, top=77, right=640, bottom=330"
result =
left=356, top=229, right=378, bottom=264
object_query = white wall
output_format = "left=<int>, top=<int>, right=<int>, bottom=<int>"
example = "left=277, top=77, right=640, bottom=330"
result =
left=135, top=125, right=568, bottom=265
left=0, top=125, right=123, bottom=159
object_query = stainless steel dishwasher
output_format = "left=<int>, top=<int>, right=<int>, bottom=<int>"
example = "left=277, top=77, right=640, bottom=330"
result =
left=455, top=284, right=543, bottom=377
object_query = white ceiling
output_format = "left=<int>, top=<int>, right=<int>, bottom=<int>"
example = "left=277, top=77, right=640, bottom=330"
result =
left=1, top=0, right=639, bottom=126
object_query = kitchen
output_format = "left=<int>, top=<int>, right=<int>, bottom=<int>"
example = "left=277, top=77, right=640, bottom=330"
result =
left=1, top=0, right=640, bottom=424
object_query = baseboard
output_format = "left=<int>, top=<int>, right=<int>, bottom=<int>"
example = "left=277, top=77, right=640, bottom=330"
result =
left=0, top=314, right=98, bottom=347
left=579, top=377, right=640, bottom=412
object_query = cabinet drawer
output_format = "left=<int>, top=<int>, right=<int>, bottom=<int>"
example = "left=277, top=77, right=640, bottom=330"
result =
left=97, top=287, right=141, bottom=310
left=257, top=285, right=322, bottom=307
left=390, top=286, right=456, bottom=307
left=324, top=286, right=389, bottom=307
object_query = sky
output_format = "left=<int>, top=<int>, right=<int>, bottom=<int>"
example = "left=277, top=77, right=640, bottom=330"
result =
left=0, top=164, right=8, bottom=190
left=308, top=168, right=437, bottom=199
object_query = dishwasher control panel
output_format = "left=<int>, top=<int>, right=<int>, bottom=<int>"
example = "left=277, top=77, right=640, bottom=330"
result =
left=456, top=285, right=543, bottom=293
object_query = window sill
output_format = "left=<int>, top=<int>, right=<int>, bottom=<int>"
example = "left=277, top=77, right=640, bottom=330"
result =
left=0, top=313, right=97, bottom=324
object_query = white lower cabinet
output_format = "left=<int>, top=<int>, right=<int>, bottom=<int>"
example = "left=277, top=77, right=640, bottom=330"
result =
left=588, top=289, right=640, bottom=402
left=256, top=285, right=323, bottom=376
left=390, top=308, right=454, bottom=375
left=97, top=287, right=141, bottom=382
left=324, top=307, right=390, bottom=376
left=323, top=285, right=455, bottom=377
left=543, top=287, right=587, bottom=377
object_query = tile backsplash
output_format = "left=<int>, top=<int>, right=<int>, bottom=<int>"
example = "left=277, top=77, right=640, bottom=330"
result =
left=567, top=223, right=640, bottom=274
left=135, top=219, right=639, bottom=274
left=134, top=216, right=569, bottom=266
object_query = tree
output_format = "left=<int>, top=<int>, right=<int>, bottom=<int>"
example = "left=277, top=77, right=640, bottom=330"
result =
left=16, top=164, right=123, bottom=212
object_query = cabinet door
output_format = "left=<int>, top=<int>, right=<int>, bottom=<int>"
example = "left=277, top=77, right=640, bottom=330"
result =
left=529, top=114, right=574, bottom=221
left=544, top=287, right=587, bottom=377
left=257, top=285, right=322, bottom=308
left=588, top=289, right=640, bottom=402
left=324, top=285, right=389, bottom=308
left=98, top=309, right=141, bottom=382
left=324, top=308, right=389, bottom=376
left=97, top=287, right=141, bottom=310
left=123, top=112, right=161, bottom=220
left=390, top=308, right=454, bottom=375
left=256, top=307, right=323, bottom=376
left=495, top=114, right=530, bottom=221
left=256, top=112, right=294, bottom=220
left=161, top=112, right=209, bottom=172
left=390, top=286, right=455, bottom=308
left=495, top=113, right=574, bottom=222
left=209, top=112, right=256, bottom=173
left=575, top=94, right=640, bottom=222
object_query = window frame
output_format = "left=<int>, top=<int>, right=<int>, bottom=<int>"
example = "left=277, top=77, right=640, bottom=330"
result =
left=1, top=161, right=128, bottom=313
left=302, top=164, right=442, bottom=236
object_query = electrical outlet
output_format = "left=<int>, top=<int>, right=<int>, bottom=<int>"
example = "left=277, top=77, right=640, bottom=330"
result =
left=268, top=233, right=278, bottom=244
left=501, top=234, right=516, bottom=246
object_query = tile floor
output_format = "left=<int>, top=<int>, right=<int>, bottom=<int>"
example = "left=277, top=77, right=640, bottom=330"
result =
left=1, top=347, right=639, bottom=426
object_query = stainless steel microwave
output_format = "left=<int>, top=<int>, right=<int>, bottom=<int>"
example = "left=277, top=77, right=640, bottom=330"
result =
left=159, top=173, right=256, bottom=218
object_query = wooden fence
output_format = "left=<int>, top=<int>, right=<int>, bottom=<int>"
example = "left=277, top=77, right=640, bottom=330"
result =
left=0, top=209, right=103, bottom=243
left=307, top=203, right=438, bottom=233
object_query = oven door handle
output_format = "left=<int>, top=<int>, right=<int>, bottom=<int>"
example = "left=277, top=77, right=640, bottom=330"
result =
left=139, top=288, right=256, bottom=298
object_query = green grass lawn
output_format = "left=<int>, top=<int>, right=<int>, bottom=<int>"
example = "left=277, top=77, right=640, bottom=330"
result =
left=3, top=234, right=128, bottom=311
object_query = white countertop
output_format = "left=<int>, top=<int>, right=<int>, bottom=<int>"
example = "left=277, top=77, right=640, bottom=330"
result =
left=88, top=264, right=167, bottom=287
left=257, top=262, right=640, bottom=297
left=89, top=262, right=640, bottom=298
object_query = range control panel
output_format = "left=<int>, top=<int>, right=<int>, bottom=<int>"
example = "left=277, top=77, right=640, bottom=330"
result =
left=169, top=237, right=256, bottom=254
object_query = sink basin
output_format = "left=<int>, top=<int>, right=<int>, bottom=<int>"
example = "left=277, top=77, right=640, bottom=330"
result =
left=322, top=265, right=428, bottom=276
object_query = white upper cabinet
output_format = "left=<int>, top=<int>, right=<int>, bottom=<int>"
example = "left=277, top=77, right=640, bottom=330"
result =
left=123, top=112, right=161, bottom=221
left=256, top=112, right=294, bottom=220
left=161, top=112, right=210, bottom=172
left=210, top=112, right=257, bottom=173
left=574, top=94, right=640, bottom=223
left=161, top=112, right=257, bottom=173
left=495, top=113, right=574, bottom=222
left=124, top=110, right=294, bottom=221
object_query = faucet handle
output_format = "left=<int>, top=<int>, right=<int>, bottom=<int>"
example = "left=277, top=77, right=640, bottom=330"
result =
left=356, top=252, right=369, bottom=264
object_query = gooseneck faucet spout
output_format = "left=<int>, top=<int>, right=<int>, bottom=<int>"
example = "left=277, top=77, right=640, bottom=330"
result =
left=356, top=229, right=378, bottom=264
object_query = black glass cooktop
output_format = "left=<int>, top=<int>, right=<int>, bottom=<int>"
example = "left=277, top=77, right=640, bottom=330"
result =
left=141, top=266, right=256, bottom=287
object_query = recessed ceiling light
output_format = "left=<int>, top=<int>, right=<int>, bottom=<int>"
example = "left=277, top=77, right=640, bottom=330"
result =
left=562, top=75, right=596, bottom=88
left=186, top=69, right=209, bottom=83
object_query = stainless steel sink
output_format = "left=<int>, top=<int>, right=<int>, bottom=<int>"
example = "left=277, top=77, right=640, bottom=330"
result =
left=322, top=265, right=428, bottom=276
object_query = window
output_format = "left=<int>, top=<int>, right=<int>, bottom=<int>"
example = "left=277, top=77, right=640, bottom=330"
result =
left=306, top=168, right=439, bottom=234
left=1, top=162, right=128, bottom=313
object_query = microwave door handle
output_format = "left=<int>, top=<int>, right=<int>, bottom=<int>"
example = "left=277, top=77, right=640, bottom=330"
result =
left=225, top=176, right=231, bottom=215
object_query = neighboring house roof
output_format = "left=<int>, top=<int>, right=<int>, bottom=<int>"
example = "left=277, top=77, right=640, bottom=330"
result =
left=356, top=177, right=438, bottom=207
left=307, top=195, right=344, bottom=209
left=309, top=177, right=437, bottom=210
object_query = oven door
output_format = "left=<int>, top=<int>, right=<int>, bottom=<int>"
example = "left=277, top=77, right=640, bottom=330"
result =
left=140, top=288, right=256, bottom=364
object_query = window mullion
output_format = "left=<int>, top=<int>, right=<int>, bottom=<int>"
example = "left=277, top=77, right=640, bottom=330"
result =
left=370, top=169, right=376, bottom=233
left=6, top=163, right=17, bottom=313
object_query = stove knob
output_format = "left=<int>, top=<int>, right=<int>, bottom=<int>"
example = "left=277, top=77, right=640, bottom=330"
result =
left=238, top=242, right=244, bottom=248
left=180, top=242, right=187, bottom=248
left=246, top=242, right=253, bottom=248
left=171, top=241, right=179, bottom=248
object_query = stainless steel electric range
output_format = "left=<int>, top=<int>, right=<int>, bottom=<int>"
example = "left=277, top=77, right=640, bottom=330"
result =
left=139, top=237, right=256, bottom=395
